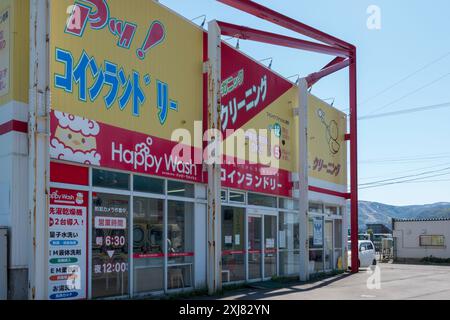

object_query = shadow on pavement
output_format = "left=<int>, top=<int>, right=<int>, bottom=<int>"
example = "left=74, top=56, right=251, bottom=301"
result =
left=206, top=272, right=355, bottom=300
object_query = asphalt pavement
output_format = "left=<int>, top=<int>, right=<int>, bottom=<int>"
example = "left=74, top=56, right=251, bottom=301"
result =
left=201, top=263, right=450, bottom=300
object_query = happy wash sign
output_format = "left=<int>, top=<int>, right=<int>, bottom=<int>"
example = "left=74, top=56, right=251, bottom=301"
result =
left=49, top=111, right=204, bottom=183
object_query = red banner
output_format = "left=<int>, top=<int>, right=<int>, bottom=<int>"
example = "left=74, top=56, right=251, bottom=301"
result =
left=50, top=110, right=205, bottom=184
left=220, top=43, right=293, bottom=134
left=221, top=156, right=292, bottom=197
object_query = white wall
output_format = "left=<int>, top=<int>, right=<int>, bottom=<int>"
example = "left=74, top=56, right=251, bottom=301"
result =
left=0, top=101, right=29, bottom=269
left=394, top=220, right=450, bottom=259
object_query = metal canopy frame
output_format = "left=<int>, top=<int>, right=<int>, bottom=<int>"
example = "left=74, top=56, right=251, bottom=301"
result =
left=216, top=0, right=359, bottom=274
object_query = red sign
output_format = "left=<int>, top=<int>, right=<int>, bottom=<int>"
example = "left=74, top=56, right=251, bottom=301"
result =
left=220, top=43, right=293, bottom=134
left=50, top=110, right=205, bottom=183
left=221, top=156, right=292, bottom=197
left=49, top=188, right=88, bottom=208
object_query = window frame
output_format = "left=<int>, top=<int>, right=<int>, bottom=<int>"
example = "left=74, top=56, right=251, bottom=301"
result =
left=419, top=235, right=445, bottom=247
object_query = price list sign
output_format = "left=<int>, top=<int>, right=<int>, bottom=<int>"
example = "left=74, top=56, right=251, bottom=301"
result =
left=48, top=188, right=88, bottom=300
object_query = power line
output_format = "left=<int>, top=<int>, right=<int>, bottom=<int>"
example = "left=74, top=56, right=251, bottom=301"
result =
left=359, top=50, right=450, bottom=106
left=358, top=101, right=450, bottom=121
left=399, top=178, right=450, bottom=184
left=362, top=71, right=450, bottom=117
left=359, top=171, right=450, bottom=190
left=360, top=166, right=450, bottom=187
left=359, top=162, right=450, bottom=182
left=359, top=154, right=450, bottom=165
left=359, top=152, right=450, bottom=162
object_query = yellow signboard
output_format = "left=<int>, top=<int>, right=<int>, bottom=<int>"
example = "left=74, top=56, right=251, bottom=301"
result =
left=308, top=94, right=347, bottom=186
left=50, top=0, right=204, bottom=141
left=0, top=7, right=10, bottom=97
left=0, top=0, right=29, bottom=106
left=222, top=83, right=347, bottom=188
left=223, top=85, right=296, bottom=173
left=48, top=0, right=346, bottom=189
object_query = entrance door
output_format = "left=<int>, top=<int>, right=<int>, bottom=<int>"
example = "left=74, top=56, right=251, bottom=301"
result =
left=264, top=215, right=277, bottom=278
left=247, top=215, right=262, bottom=280
left=324, top=220, right=333, bottom=270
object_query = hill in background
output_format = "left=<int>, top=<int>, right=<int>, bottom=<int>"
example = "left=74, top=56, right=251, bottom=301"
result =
left=347, top=201, right=450, bottom=231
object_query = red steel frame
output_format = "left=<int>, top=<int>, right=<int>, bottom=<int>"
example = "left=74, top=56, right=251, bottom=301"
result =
left=216, top=0, right=359, bottom=273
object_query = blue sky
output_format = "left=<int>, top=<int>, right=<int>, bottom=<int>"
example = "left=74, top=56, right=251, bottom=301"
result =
left=160, top=0, right=450, bottom=206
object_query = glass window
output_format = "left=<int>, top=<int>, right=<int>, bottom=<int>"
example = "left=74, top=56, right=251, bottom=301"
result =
left=229, top=191, right=245, bottom=203
left=195, top=185, right=207, bottom=199
left=279, top=212, right=299, bottom=251
left=248, top=216, right=262, bottom=280
left=264, top=215, right=277, bottom=278
left=221, top=207, right=245, bottom=283
left=91, top=193, right=129, bottom=299
left=420, top=235, right=445, bottom=247
left=324, top=206, right=338, bottom=215
left=221, top=190, right=227, bottom=202
left=133, top=175, right=164, bottom=194
left=248, top=193, right=277, bottom=208
left=334, top=249, right=343, bottom=270
left=308, top=217, right=323, bottom=249
left=279, top=198, right=298, bottom=210
left=334, top=220, right=343, bottom=249
left=309, top=202, right=323, bottom=213
left=309, top=250, right=323, bottom=273
left=167, top=201, right=194, bottom=289
left=279, top=251, right=300, bottom=277
left=324, top=220, right=333, bottom=270
left=167, top=180, right=195, bottom=198
left=133, top=197, right=164, bottom=294
left=92, top=169, right=130, bottom=190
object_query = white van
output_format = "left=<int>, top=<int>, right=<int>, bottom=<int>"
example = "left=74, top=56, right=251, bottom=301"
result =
left=348, top=240, right=377, bottom=269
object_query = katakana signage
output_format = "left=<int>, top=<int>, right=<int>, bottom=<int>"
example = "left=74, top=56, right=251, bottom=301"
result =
left=50, top=0, right=204, bottom=182
left=49, top=0, right=347, bottom=196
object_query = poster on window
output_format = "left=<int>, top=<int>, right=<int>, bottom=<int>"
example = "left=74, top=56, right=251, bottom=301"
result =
left=48, top=188, right=88, bottom=300
left=91, top=193, right=129, bottom=298
left=313, top=217, right=323, bottom=246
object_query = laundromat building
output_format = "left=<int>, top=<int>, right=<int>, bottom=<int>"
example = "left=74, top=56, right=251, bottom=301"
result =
left=0, top=0, right=359, bottom=300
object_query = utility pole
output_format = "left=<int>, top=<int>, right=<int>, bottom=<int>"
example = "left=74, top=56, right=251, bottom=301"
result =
left=206, top=19, right=222, bottom=295
left=28, top=0, right=49, bottom=300
left=297, top=78, right=310, bottom=281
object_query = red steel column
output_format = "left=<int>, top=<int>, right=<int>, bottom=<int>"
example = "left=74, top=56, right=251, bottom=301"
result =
left=349, top=48, right=359, bottom=273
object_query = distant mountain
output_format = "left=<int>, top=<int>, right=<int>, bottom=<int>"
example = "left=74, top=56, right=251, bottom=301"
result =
left=346, top=201, right=450, bottom=231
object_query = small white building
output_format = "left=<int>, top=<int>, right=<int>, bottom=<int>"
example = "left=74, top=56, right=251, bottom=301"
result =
left=393, top=218, right=450, bottom=261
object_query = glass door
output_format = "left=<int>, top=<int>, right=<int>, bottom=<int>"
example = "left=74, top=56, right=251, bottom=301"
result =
left=324, top=220, right=333, bottom=270
left=247, top=215, right=262, bottom=280
left=132, top=197, right=164, bottom=294
left=91, top=193, right=130, bottom=299
left=264, top=215, right=277, bottom=279
left=167, top=201, right=194, bottom=290
left=221, top=207, right=245, bottom=283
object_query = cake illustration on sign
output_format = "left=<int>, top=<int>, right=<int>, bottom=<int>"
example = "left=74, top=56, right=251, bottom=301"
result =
left=50, top=111, right=102, bottom=165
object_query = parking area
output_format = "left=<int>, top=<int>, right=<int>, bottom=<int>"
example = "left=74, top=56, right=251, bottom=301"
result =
left=207, top=263, right=450, bottom=300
